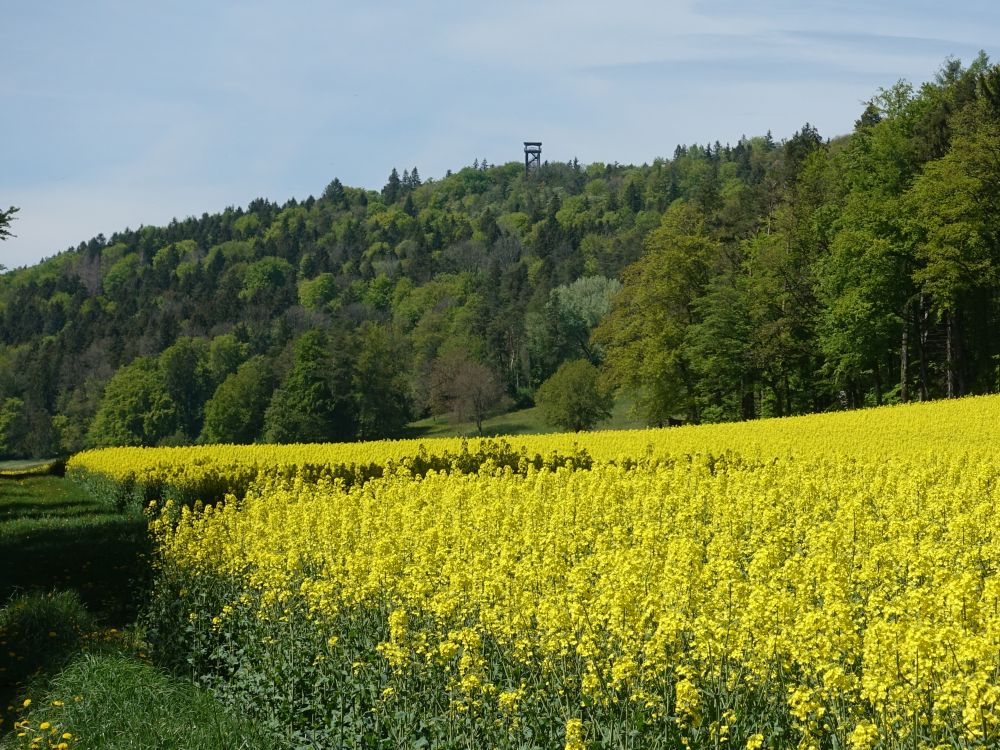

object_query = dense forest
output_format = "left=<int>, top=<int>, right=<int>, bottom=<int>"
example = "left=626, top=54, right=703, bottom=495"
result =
left=2, top=56, right=1000, bottom=458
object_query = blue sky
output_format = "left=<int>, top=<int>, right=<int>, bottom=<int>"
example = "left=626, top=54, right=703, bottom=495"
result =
left=2, top=0, right=997, bottom=269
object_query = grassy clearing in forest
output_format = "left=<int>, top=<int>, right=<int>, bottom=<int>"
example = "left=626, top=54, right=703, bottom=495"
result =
left=404, top=396, right=644, bottom=438
left=0, top=461, right=65, bottom=479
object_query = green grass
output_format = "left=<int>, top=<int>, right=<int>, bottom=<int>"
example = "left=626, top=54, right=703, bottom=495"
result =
left=0, top=591, right=97, bottom=727
left=0, top=460, right=65, bottom=479
left=0, top=471, right=263, bottom=749
left=404, top=396, right=647, bottom=439
left=1, top=651, right=266, bottom=749
left=0, top=476, right=149, bottom=625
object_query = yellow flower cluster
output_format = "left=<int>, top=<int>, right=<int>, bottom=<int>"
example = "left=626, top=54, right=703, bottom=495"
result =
left=10, top=707, right=73, bottom=750
left=139, top=395, right=1000, bottom=747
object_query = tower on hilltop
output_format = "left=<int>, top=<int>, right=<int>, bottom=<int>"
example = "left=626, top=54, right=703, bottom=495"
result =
left=524, top=142, right=542, bottom=176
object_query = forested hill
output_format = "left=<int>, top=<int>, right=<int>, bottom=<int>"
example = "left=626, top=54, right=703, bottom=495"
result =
left=2, top=55, right=1000, bottom=458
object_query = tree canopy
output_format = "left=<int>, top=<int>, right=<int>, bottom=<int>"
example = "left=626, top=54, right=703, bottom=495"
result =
left=536, top=360, right=613, bottom=432
left=2, top=58, right=1000, bottom=456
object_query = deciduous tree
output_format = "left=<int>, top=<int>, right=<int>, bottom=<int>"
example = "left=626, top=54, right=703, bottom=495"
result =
left=89, top=357, right=178, bottom=447
left=428, top=349, right=510, bottom=435
left=535, top=359, right=612, bottom=432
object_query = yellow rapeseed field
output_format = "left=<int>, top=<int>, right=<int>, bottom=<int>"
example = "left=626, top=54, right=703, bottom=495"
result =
left=80, top=395, right=1000, bottom=748
left=68, top=393, right=1000, bottom=494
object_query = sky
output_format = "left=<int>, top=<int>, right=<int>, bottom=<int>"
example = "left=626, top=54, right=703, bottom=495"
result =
left=2, top=0, right=998, bottom=270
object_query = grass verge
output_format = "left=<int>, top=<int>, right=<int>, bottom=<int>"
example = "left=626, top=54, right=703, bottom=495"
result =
left=2, top=651, right=266, bottom=750
left=1, top=471, right=263, bottom=749
left=0, top=475, right=150, bottom=625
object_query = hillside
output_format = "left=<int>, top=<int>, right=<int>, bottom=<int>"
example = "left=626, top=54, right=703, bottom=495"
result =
left=2, top=55, right=1000, bottom=458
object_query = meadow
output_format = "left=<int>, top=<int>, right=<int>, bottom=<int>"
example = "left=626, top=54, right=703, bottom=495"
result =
left=47, top=395, right=1000, bottom=748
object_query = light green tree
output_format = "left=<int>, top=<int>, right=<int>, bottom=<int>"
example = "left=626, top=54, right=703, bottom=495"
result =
left=526, top=275, right=621, bottom=384
left=207, top=334, right=249, bottom=384
left=89, top=358, right=178, bottom=447
left=239, top=256, right=296, bottom=305
left=536, top=359, right=613, bottom=432
left=298, top=272, right=339, bottom=312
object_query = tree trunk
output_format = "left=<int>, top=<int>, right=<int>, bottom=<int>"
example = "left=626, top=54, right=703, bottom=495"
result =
left=946, top=309, right=955, bottom=398
left=872, top=360, right=883, bottom=406
left=741, top=389, right=755, bottom=421
left=918, top=294, right=929, bottom=401
left=680, top=360, right=700, bottom=424
left=900, top=302, right=909, bottom=403
left=954, top=310, right=965, bottom=397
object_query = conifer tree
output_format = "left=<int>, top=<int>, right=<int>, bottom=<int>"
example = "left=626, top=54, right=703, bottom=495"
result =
left=0, top=205, right=18, bottom=248
left=382, top=168, right=401, bottom=204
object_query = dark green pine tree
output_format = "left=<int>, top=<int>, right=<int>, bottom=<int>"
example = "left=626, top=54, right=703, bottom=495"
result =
left=200, top=356, right=276, bottom=444
left=323, top=178, right=347, bottom=207
left=623, top=179, right=643, bottom=213
left=382, top=168, right=402, bottom=204
left=352, top=323, right=412, bottom=441
left=0, top=205, right=18, bottom=243
left=263, top=330, right=354, bottom=443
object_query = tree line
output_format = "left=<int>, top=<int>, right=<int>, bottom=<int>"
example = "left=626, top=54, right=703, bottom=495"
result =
left=1, top=56, right=999, bottom=456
